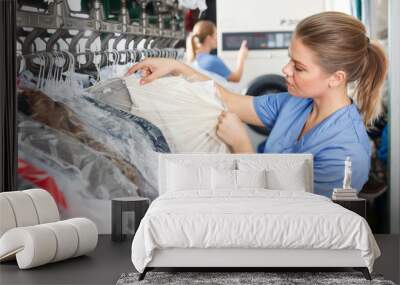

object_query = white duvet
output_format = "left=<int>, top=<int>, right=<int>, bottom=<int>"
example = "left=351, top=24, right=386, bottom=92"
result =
left=131, top=190, right=380, bottom=273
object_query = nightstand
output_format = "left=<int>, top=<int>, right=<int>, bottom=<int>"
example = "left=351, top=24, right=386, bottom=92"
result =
left=332, top=198, right=366, bottom=218
left=111, top=197, right=150, bottom=242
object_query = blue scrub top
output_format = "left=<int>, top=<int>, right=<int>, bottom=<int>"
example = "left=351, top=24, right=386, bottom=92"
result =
left=377, top=124, right=388, bottom=163
left=194, top=53, right=231, bottom=79
left=253, top=92, right=371, bottom=197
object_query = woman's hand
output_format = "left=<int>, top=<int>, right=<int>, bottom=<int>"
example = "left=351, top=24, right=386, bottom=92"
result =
left=125, top=58, right=182, bottom=84
left=217, top=111, right=254, bottom=153
left=125, top=57, right=210, bottom=84
left=229, top=40, right=248, bottom=82
left=238, top=40, right=249, bottom=62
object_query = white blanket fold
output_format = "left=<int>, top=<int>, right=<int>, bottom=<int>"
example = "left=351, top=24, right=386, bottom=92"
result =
left=131, top=190, right=380, bottom=273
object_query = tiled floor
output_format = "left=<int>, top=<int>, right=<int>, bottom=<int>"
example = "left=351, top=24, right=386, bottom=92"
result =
left=1, top=235, right=399, bottom=285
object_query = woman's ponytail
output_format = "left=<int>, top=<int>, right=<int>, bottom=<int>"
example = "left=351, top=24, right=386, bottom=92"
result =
left=185, top=20, right=216, bottom=63
left=355, top=42, right=388, bottom=127
left=186, top=33, right=198, bottom=63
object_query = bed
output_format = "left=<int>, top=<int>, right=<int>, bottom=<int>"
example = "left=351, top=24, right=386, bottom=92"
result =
left=131, top=154, right=380, bottom=280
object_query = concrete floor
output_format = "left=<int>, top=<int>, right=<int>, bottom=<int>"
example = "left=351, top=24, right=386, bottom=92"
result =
left=0, top=235, right=399, bottom=285
left=0, top=235, right=134, bottom=285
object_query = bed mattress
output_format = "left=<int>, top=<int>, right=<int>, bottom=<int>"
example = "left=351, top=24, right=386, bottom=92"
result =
left=131, top=190, right=379, bottom=273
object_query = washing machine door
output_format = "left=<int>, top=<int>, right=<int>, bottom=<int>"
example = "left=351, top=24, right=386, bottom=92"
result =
left=245, top=74, right=287, bottom=135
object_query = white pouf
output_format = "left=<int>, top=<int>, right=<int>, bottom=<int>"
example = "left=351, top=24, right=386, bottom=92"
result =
left=0, top=196, right=17, bottom=237
left=24, top=189, right=60, bottom=223
left=0, top=189, right=98, bottom=269
left=0, top=218, right=98, bottom=269
left=1, top=191, right=39, bottom=227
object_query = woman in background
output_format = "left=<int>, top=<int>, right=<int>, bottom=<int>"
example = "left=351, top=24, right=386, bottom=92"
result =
left=127, top=12, right=388, bottom=198
left=186, top=20, right=248, bottom=83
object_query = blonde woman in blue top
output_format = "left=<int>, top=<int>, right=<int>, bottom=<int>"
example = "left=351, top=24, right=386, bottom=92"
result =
left=127, top=12, right=388, bottom=197
left=186, top=20, right=248, bottom=82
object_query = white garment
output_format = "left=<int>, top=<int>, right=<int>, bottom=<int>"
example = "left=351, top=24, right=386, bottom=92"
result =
left=178, top=0, right=207, bottom=14
left=191, top=63, right=243, bottom=94
left=124, top=76, right=230, bottom=153
left=131, top=190, right=380, bottom=273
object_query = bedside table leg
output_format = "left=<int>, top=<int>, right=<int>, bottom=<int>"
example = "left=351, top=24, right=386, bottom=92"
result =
left=112, top=201, right=123, bottom=242
left=134, top=202, right=149, bottom=233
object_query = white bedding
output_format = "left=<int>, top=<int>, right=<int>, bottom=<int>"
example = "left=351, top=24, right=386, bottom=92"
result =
left=131, top=190, right=380, bottom=273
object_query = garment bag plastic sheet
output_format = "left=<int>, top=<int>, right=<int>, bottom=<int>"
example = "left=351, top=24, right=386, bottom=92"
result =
left=18, top=115, right=139, bottom=199
left=86, top=77, right=133, bottom=112
left=18, top=74, right=169, bottom=200
left=18, top=90, right=140, bottom=188
left=17, top=114, right=144, bottom=232
left=47, top=85, right=164, bottom=199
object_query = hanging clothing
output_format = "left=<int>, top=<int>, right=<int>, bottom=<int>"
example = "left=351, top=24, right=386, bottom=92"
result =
left=124, top=75, right=230, bottom=153
left=18, top=137, right=114, bottom=234
left=253, top=92, right=371, bottom=197
left=36, top=84, right=163, bottom=199
left=86, top=77, right=133, bottom=112
left=191, top=64, right=242, bottom=93
left=84, top=77, right=171, bottom=153
left=18, top=115, right=139, bottom=200
left=17, top=159, right=68, bottom=209
left=18, top=90, right=140, bottom=187
left=178, top=0, right=207, bottom=14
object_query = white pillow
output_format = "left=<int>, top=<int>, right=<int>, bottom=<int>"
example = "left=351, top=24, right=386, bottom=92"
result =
left=238, top=159, right=309, bottom=192
left=266, top=167, right=307, bottom=191
left=211, top=169, right=268, bottom=190
left=167, top=162, right=211, bottom=191
left=211, top=168, right=236, bottom=190
left=236, top=169, right=267, bottom=188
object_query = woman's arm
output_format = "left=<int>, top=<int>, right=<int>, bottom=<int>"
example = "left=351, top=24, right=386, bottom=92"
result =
left=216, top=85, right=263, bottom=126
left=126, top=58, right=263, bottom=126
left=126, top=58, right=209, bottom=83
left=227, top=61, right=244, bottom=82
left=227, top=40, right=248, bottom=83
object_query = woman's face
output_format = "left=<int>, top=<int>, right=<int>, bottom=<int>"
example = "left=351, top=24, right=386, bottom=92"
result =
left=208, top=30, right=218, bottom=49
left=282, top=37, right=331, bottom=99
